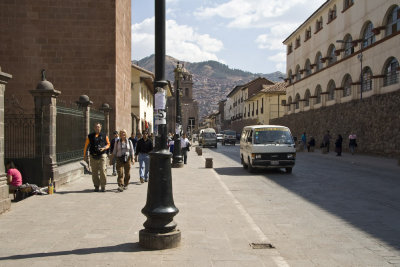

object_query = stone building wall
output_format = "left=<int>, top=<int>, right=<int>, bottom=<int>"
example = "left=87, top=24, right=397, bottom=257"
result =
left=271, top=89, right=400, bottom=157
left=0, top=0, right=131, bottom=132
left=231, top=118, right=258, bottom=134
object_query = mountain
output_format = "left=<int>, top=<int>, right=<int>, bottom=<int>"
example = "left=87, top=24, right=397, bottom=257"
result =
left=133, top=55, right=284, bottom=119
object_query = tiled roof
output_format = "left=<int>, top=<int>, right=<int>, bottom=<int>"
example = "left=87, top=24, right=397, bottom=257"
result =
left=261, top=82, right=286, bottom=93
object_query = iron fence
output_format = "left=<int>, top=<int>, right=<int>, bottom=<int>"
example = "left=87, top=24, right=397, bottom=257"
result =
left=56, top=105, right=85, bottom=165
left=4, top=114, right=36, bottom=158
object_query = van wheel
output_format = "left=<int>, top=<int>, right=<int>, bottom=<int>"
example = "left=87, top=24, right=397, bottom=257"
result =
left=241, top=156, right=248, bottom=169
left=248, top=158, right=255, bottom=173
left=286, top=167, right=292, bottom=174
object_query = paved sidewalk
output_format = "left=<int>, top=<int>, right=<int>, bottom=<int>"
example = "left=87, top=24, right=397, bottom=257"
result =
left=0, top=150, right=284, bottom=267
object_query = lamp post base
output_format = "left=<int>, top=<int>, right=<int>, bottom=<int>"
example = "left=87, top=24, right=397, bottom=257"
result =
left=171, top=161, right=184, bottom=168
left=139, top=229, right=181, bottom=250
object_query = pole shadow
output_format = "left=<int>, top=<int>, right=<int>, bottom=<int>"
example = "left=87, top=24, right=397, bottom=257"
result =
left=0, top=242, right=144, bottom=261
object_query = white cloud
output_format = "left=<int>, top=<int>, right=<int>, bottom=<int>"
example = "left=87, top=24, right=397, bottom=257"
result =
left=132, top=17, right=224, bottom=62
left=255, top=23, right=298, bottom=50
left=194, top=0, right=310, bottom=29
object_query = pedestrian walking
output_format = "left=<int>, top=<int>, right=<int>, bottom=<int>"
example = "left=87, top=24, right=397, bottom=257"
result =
left=180, top=133, right=191, bottom=164
left=135, top=130, right=153, bottom=183
left=129, top=132, right=138, bottom=153
left=109, top=131, right=119, bottom=176
left=349, top=133, right=357, bottom=155
left=307, top=136, right=315, bottom=152
left=83, top=123, right=110, bottom=192
left=335, top=134, right=343, bottom=156
left=323, top=130, right=332, bottom=153
left=301, top=132, right=307, bottom=151
left=112, top=129, right=135, bottom=192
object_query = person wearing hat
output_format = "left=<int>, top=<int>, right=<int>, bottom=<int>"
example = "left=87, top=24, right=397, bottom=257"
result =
left=135, top=130, right=153, bottom=183
left=109, top=130, right=119, bottom=176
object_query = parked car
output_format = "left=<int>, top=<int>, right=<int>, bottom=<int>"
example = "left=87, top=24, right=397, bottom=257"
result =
left=240, top=125, right=296, bottom=173
left=216, top=133, right=224, bottom=142
left=222, top=130, right=236, bottom=145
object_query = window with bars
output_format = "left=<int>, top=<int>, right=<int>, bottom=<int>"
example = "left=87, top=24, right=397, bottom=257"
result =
left=343, top=75, right=352, bottom=97
left=383, top=58, right=399, bottom=86
left=362, top=22, right=375, bottom=48
left=386, top=6, right=400, bottom=37
left=362, top=67, right=373, bottom=92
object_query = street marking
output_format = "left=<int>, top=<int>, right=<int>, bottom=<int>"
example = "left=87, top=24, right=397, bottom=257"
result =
left=210, top=166, right=290, bottom=267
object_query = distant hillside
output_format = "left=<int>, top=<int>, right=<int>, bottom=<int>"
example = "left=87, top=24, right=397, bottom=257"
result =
left=133, top=55, right=284, bottom=119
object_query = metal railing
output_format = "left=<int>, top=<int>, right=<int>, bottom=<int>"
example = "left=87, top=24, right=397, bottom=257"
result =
left=56, top=104, right=85, bottom=165
left=4, top=114, right=36, bottom=158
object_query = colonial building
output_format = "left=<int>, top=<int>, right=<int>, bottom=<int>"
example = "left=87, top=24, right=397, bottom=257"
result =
left=283, top=0, right=399, bottom=114
left=0, top=0, right=132, bottom=133
left=131, top=64, right=154, bottom=135
left=166, top=64, right=199, bottom=136
left=226, top=77, right=275, bottom=132
left=245, top=82, right=286, bottom=125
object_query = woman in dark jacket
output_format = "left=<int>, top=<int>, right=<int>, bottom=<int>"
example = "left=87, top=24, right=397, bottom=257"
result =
left=335, top=134, right=343, bottom=156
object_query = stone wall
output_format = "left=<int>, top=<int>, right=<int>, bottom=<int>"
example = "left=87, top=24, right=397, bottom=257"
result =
left=271, top=89, right=400, bottom=157
left=231, top=118, right=258, bottom=134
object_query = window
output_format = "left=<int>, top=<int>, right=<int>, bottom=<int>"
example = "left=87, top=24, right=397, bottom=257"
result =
left=248, top=104, right=250, bottom=117
left=288, top=70, right=293, bottom=84
left=185, top=88, right=189, bottom=97
left=288, top=97, right=292, bottom=111
left=328, top=5, right=337, bottom=22
left=256, top=100, right=259, bottom=115
left=386, top=5, right=400, bottom=36
left=362, top=22, right=375, bottom=48
left=315, top=85, right=322, bottom=104
left=304, top=90, right=311, bottom=107
left=261, top=98, right=264, bottom=114
left=244, top=107, right=246, bottom=118
left=343, top=35, right=354, bottom=57
left=295, top=37, right=301, bottom=48
left=287, top=43, right=293, bottom=54
left=327, top=80, right=336, bottom=100
left=295, top=94, right=300, bottom=109
left=342, top=74, right=352, bottom=97
left=343, top=0, right=354, bottom=11
left=361, top=67, right=373, bottom=92
left=327, top=44, right=337, bottom=65
left=305, top=27, right=312, bottom=41
left=315, top=17, right=323, bottom=32
left=295, top=65, right=301, bottom=81
left=305, top=59, right=312, bottom=77
left=315, top=52, right=323, bottom=71
left=383, top=57, right=399, bottom=86
left=252, top=102, right=254, bottom=116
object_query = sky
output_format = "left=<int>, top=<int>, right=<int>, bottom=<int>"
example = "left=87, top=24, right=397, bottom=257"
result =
left=131, top=0, right=327, bottom=74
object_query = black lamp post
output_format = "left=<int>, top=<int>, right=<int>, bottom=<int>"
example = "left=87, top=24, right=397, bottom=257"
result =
left=139, top=0, right=181, bottom=250
left=172, top=62, right=183, bottom=168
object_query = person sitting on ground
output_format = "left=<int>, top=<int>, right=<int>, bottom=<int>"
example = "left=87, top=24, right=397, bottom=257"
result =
left=6, top=161, right=23, bottom=193
left=307, top=136, right=315, bottom=152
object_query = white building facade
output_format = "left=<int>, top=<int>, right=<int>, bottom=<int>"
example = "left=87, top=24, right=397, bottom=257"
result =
left=283, top=0, right=399, bottom=114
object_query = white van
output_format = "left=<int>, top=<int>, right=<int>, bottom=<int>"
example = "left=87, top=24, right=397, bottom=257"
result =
left=200, top=128, right=217, bottom=148
left=240, top=125, right=296, bottom=173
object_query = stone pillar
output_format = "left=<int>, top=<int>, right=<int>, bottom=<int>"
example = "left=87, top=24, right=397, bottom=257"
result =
left=30, top=71, right=61, bottom=186
left=0, top=67, right=12, bottom=214
left=100, top=103, right=111, bottom=137
left=77, top=95, right=92, bottom=138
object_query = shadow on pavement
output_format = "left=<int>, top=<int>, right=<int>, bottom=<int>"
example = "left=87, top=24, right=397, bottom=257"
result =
left=0, top=242, right=143, bottom=260
left=260, top=153, right=400, bottom=250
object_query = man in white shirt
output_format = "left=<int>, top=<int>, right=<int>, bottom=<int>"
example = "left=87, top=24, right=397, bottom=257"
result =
left=180, top=133, right=191, bottom=164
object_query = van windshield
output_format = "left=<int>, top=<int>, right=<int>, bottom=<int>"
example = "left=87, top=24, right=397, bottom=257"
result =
left=253, top=128, right=294, bottom=145
left=224, top=130, right=236, bottom=136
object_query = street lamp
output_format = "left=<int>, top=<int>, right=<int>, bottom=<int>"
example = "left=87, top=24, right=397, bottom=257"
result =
left=139, top=0, right=181, bottom=250
left=172, top=62, right=183, bottom=168
left=336, top=39, right=364, bottom=100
